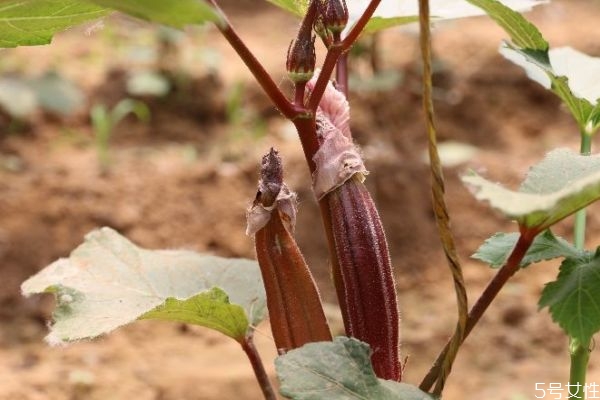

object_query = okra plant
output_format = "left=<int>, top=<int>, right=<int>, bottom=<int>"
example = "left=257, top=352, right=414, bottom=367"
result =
left=9, top=0, right=600, bottom=399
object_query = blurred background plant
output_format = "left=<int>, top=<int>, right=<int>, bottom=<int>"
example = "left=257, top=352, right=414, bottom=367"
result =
left=90, top=99, right=150, bottom=172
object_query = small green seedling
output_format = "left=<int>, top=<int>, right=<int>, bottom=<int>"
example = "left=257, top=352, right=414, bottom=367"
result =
left=90, top=98, right=150, bottom=171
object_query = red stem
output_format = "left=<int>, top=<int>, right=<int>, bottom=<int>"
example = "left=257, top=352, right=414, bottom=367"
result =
left=241, top=334, right=277, bottom=400
left=294, top=82, right=307, bottom=107
left=419, top=228, right=538, bottom=392
left=293, top=116, right=320, bottom=172
left=308, top=0, right=382, bottom=111
left=308, top=42, right=343, bottom=111
left=208, top=0, right=299, bottom=119
left=464, top=229, right=536, bottom=335
left=336, top=52, right=349, bottom=96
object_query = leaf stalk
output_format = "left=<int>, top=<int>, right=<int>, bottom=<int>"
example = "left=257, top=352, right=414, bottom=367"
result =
left=569, top=128, right=594, bottom=399
left=420, top=228, right=537, bottom=393
left=241, top=333, right=277, bottom=400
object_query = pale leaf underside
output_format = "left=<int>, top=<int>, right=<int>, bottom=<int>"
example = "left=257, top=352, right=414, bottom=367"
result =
left=463, top=148, right=600, bottom=230
left=21, top=227, right=266, bottom=344
left=276, top=337, right=433, bottom=400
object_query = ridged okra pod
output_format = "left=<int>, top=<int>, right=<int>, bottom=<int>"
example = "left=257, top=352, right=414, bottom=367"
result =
left=247, top=149, right=331, bottom=353
left=321, top=176, right=400, bottom=381
left=308, top=74, right=401, bottom=381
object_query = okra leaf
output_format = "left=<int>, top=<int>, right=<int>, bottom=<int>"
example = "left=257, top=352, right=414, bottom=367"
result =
left=539, top=252, right=600, bottom=343
left=266, top=0, right=545, bottom=35
left=21, top=227, right=266, bottom=344
left=501, top=45, right=600, bottom=131
left=463, top=148, right=600, bottom=230
left=463, top=0, right=548, bottom=51
left=0, top=1, right=109, bottom=48
left=363, top=16, right=418, bottom=34
left=590, top=105, right=600, bottom=134
left=265, top=0, right=306, bottom=16
left=140, top=288, right=248, bottom=340
left=349, top=0, right=546, bottom=34
left=276, top=337, right=433, bottom=400
left=472, top=230, right=581, bottom=268
left=88, top=0, right=221, bottom=28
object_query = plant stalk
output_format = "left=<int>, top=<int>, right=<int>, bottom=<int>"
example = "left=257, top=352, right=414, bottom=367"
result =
left=207, top=0, right=299, bottom=119
left=308, top=0, right=382, bottom=111
left=418, top=0, right=468, bottom=394
left=335, top=52, right=349, bottom=96
left=292, top=117, right=319, bottom=172
left=569, top=129, right=593, bottom=399
left=241, top=334, right=277, bottom=400
left=420, top=228, right=537, bottom=392
left=573, top=131, right=592, bottom=249
left=570, top=337, right=590, bottom=400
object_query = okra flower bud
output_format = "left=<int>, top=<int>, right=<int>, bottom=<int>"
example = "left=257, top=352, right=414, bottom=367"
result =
left=307, top=74, right=401, bottom=381
left=286, top=23, right=316, bottom=84
left=320, top=0, right=348, bottom=34
left=247, top=149, right=331, bottom=353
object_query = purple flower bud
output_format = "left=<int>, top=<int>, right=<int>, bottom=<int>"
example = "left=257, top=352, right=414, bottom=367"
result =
left=322, top=0, right=348, bottom=34
left=286, top=26, right=316, bottom=83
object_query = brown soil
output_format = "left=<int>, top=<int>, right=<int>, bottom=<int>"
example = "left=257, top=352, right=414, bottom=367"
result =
left=2, top=1, right=600, bottom=399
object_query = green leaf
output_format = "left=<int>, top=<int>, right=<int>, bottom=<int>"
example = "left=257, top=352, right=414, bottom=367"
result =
left=589, top=105, right=600, bottom=134
left=363, top=16, right=418, bottom=34
left=0, top=1, right=109, bottom=48
left=268, top=0, right=544, bottom=34
left=472, top=230, right=582, bottom=268
left=31, top=72, right=85, bottom=116
left=464, top=0, right=548, bottom=51
left=126, top=71, right=171, bottom=97
left=539, top=252, right=600, bottom=343
left=463, top=148, right=600, bottom=230
left=89, top=0, right=221, bottom=28
left=501, top=45, right=599, bottom=130
left=265, top=0, right=306, bottom=16
left=276, top=337, right=434, bottom=400
left=21, top=227, right=266, bottom=344
left=141, top=288, right=248, bottom=340
left=356, top=0, right=544, bottom=34
left=0, top=77, right=37, bottom=118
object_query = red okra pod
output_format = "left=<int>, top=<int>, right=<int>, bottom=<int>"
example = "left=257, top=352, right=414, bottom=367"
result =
left=308, top=74, right=401, bottom=381
left=321, top=176, right=401, bottom=381
left=248, top=149, right=331, bottom=353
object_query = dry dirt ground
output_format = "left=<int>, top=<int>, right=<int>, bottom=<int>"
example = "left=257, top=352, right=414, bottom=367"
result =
left=2, top=1, right=600, bottom=399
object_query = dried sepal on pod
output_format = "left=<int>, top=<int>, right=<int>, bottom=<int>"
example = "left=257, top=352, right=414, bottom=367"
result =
left=248, top=149, right=331, bottom=353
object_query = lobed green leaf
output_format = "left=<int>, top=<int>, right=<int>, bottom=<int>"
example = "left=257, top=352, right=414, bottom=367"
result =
left=463, top=148, right=600, bottom=230
left=88, top=0, right=221, bottom=28
left=0, top=0, right=109, bottom=48
left=266, top=0, right=545, bottom=35
left=21, top=227, right=266, bottom=344
left=501, top=45, right=599, bottom=131
left=265, top=0, right=306, bottom=16
left=539, top=252, right=600, bottom=343
left=141, top=288, right=249, bottom=340
left=363, top=16, right=418, bottom=34
left=465, top=0, right=548, bottom=51
left=472, top=230, right=582, bottom=269
left=276, top=337, right=434, bottom=400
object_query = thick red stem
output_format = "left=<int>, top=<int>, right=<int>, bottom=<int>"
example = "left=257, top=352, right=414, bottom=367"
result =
left=208, top=0, right=299, bottom=119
